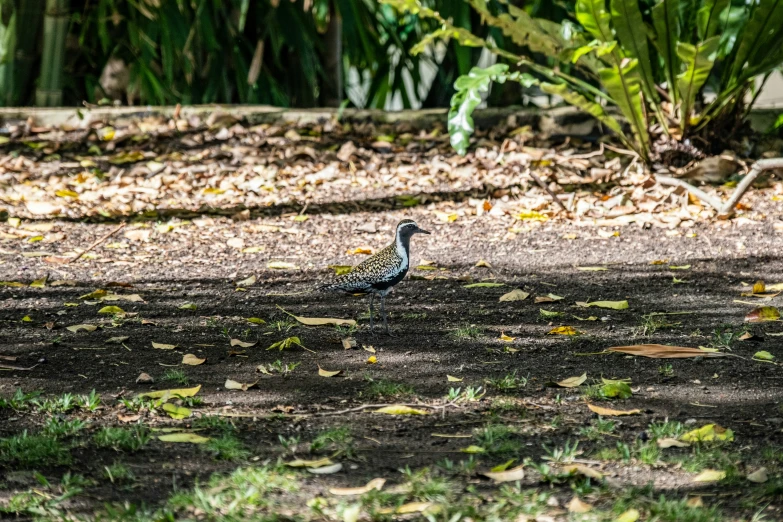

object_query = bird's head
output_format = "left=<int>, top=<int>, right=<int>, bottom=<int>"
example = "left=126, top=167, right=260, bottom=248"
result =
left=396, top=219, right=430, bottom=241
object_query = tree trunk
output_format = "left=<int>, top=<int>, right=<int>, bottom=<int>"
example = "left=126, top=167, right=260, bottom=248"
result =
left=321, top=1, right=342, bottom=107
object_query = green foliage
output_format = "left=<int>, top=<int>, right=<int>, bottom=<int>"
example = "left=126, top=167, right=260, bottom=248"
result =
left=393, top=0, right=783, bottom=162
left=94, top=426, right=151, bottom=452
left=0, top=431, right=71, bottom=467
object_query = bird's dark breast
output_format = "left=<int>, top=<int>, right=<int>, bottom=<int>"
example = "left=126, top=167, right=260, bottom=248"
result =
left=370, top=267, right=408, bottom=292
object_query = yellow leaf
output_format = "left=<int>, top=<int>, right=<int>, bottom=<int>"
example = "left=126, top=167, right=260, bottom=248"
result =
left=753, top=280, right=766, bottom=294
left=607, top=344, right=725, bottom=358
left=267, top=261, right=299, bottom=270
left=66, top=324, right=97, bottom=333
left=162, top=403, right=192, bottom=419
left=548, top=326, right=578, bottom=335
left=499, top=333, right=516, bottom=342
left=158, top=433, right=209, bottom=444
left=562, top=464, right=603, bottom=480
left=182, top=354, right=205, bottom=366
left=179, top=303, right=197, bottom=310
left=681, top=424, right=734, bottom=443
left=377, top=502, right=438, bottom=515
left=347, top=247, right=373, bottom=255
left=535, top=293, right=564, bottom=303
left=744, top=306, right=781, bottom=323
left=475, top=259, right=492, bottom=268
left=247, top=317, right=265, bottom=325
left=318, top=366, right=342, bottom=377
left=98, top=127, right=115, bottom=141
left=366, top=355, right=377, bottom=364
left=242, top=246, right=265, bottom=253
left=329, top=478, right=386, bottom=496
left=287, top=457, right=334, bottom=468
left=459, top=445, right=486, bottom=453
left=30, top=276, right=48, bottom=288
left=363, top=345, right=376, bottom=353
left=279, top=307, right=357, bottom=327
left=55, top=189, right=79, bottom=198
left=434, top=211, right=458, bottom=222
left=98, top=305, right=125, bottom=315
left=293, top=215, right=309, bottom=222
left=0, top=281, right=25, bottom=287
left=615, top=509, right=640, bottom=522
left=152, top=342, right=177, bottom=350
left=21, top=315, right=32, bottom=322
left=224, top=379, right=257, bottom=391
left=374, top=405, right=429, bottom=415
left=556, top=373, right=587, bottom=388
left=80, top=289, right=108, bottom=300
left=329, top=265, right=353, bottom=275
left=490, top=459, right=515, bottom=472
left=139, top=385, right=201, bottom=399
left=516, top=210, right=547, bottom=221
left=482, top=465, right=525, bottom=483
left=230, top=339, right=257, bottom=348
left=650, top=259, right=669, bottom=265
left=236, top=275, right=256, bottom=287
left=499, top=289, right=529, bottom=302
left=575, top=300, right=628, bottom=310
left=576, top=266, right=607, bottom=271
left=586, top=403, right=641, bottom=416
left=447, top=375, right=462, bottom=382
left=693, top=469, right=726, bottom=482
left=753, top=351, right=775, bottom=361
left=203, top=187, right=225, bottom=195
left=669, top=265, right=691, bottom=270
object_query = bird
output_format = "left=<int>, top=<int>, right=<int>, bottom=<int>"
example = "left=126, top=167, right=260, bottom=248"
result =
left=318, top=219, right=430, bottom=335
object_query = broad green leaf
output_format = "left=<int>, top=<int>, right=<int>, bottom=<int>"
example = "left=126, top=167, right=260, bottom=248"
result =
left=611, top=0, right=658, bottom=103
left=576, top=0, right=613, bottom=42
left=651, top=0, right=681, bottom=103
left=599, top=60, right=649, bottom=157
left=697, top=0, right=729, bottom=40
left=753, top=351, right=775, bottom=361
left=600, top=381, right=632, bottom=399
left=468, top=0, right=562, bottom=58
left=98, top=306, right=125, bottom=315
left=449, top=64, right=519, bottom=155
left=162, top=403, right=192, bottom=419
left=540, top=83, right=623, bottom=135
left=727, top=0, right=783, bottom=82
left=677, top=37, right=719, bottom=129
left=460, top=445, right=486, bottom=454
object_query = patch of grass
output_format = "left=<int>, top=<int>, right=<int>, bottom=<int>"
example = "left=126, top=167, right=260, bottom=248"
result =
left=542, top=439, right=580, bottom=463
left=94, top=426, right=150, bottom=452
left=103, top=461, right=135, bottom=484
left=167, top=465, right=299, bottom=518
left=180, top=396, right=204, bottom=408
left=658, top=363, right=675, bottom=378
left=0, top=388, right=42, bottom=410
left=365, top=379, right=414, bottom=399
left=635, top=313, right=680, bottom=337
left=0, top=473, right=89, bottom=517
left=34, top=393, right=78, bottom=414
left=266, top=359, right=300, bottom=376
left=267, top=318, right=297, bottom=333
left=118, top=396, right=156, bottom=412
left=447, top=386, right=485, bottom=402
left=648, top=495, right=723, bottom=522
left=450, top=323, right=483, bottom=340
left=333, top=323, right=357, bottom=335
left=579, top=418, right=616, bottom=441
left=193, top=416, right=235, bottom=433
left=76, top=390, right=101, bottom=411
left=402, top=312, right=427, bottom=320
left=710, top=324, right=748, bottom=350
left=486, top=371, right=528, bottom=391
left=437, top=456, right=478, bottom=476
left=474, top=424, right=521, bottom=456
left=202, top=434, right=250, bottom=461
left=310, top=427, right=354, bottom=457
left=42, top=417, right=87, bottom=439
left=162, top=369, right=189, bottom=386
left=0, top=431, right=71, bottom=467
left=636, top=441, right=660, bottom=465
left=399, top=467, right=454, bottom=502
left=647, top=420, right=685, bottom=440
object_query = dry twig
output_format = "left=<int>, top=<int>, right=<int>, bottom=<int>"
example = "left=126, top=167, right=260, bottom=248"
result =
left=68, top=222, right=127, bottom=263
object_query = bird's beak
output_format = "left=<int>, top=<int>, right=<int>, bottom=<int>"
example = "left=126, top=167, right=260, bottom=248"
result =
left=416, top=227, right=431, bottom=235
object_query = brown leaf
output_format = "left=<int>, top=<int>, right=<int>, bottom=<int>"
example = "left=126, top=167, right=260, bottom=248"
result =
left=329, top=478, right=386, bottom=496
left=182, top=354, right=205, bottom=366
left=481, top=465, right=525, bottom=483
left=607, top=344, right=725, bottom=358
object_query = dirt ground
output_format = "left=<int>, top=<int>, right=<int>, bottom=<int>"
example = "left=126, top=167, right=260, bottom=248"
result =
left=0, top=115, right=782, bottom=520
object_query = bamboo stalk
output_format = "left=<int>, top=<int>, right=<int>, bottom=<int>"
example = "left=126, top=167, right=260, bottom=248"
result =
left=35, top=0, right=68, bottom=107
left=0, top=0, right=16, bottom=106
left=13, top=0, right=45, bottom=106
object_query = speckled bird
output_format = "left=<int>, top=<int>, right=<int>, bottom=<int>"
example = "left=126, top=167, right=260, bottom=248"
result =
left=318, top=219, right=430, bottom=335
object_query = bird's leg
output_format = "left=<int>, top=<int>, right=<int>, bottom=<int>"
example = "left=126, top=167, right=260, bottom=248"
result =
left=368, top=293, right=376, bottom=335
left=381, top=295, right=395, bottom=336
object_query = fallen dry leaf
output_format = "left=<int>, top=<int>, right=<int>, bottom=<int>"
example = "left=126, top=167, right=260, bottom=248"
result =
left=224, top=379, right=257, bottom=391
left=286, top=457, right=334, bottom=468
left=556, top=373, right=587, bottom=388
left=374, top=405, right=429, bottom=415
left=562, top=464, right=603, bottom=480
left=499, top=288, right=529, bottom=302
left=693, top=469, right=726, bottom=482
left=481, top=465, right=525, bottom=483
left=162, top=403, right=192, bottom=420
left=307, top=462, right=343, bottom=475
left=182, top=354, right=205, bottom=366
left=377, top=502, right=437, bottom=515
left=615, top=509, right=640, bottom=522
left=138, top=385, right=201, bottom=399
left=447, top=375, right=462, bottom=382
left=548, top=326, right=578, bottom=335
left=745, top=306, right=780, bottom=323
left=681, top=424, right=733, bottom=443
left=66, top=324, right=97, bottom=333
left=575, top=300, right=628, bottom=310
left=747, top=467, right=769, bottom=483
left=607, top=344, right=725, bottom=358
left=342, top=337, right=357, bottom=350
left=499, top=333, right=516, bottom=342
left=117, top=413, right=141, bottom=423
left=753, top=280, right=766, bottom=294
left=267, top=261, right=299, bottom=270
left=318, top=366, right=342, bottom=377
left=280, top=307, right=357, bottom=327
left=576, top=266, right=607, bottom=271
left=152, top=342, right=177, bottom=350
left=586, top=403, right=641, bottom=416
left=329, top=478, right=386, bottom=496
left=535, top=293, right=564, bottom=303
left=567, top=496, right=593, bottom=513
left=475, top=259, right=492, bottom=268
left=657, top=438, right=690, bottom=448
left=230, top=338, right=257, bottom=348
left=158, top=433, right=210, bottom=444
left=366, top=355, right=377, bottom=364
